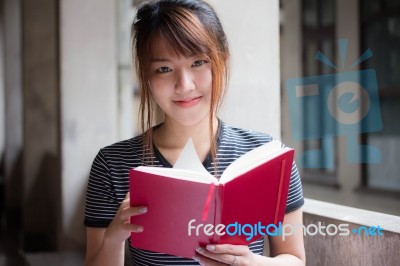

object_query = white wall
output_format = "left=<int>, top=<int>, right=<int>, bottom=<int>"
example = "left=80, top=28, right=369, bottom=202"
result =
left=60, top=0, right=118, bottom=248
left=117, top=0, right=136, bottom=138
left=209, top=0, right=281, bottom=138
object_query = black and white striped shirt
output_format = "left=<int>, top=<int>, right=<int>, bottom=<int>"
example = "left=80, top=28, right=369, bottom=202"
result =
left=84, top=121, right=304, bottom=266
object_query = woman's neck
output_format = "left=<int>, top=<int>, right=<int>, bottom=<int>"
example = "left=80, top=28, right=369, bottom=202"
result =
left=153, top=116, right=218, bottom=165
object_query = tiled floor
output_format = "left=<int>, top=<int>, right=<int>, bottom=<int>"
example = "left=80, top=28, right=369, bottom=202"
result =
left=0, top=211, right=84, bottom=266
left=24, top=252, right=84, bottom=266
left=0, top=212, right=86, bottom=266
left=0, top=254, right=26, bottom=266
left=0, top=225, right=26, bottom=266
left=0, top=230, right=84, bottom=266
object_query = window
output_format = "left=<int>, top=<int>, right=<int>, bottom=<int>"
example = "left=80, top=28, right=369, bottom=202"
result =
left=361, top=0, right=400, bottom=192
left=301, top=0, right=337, bottom=184
left=282, top=0, right=400, bottom=215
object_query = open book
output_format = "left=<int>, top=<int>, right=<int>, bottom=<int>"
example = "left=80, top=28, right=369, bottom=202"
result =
left=129, top=139, right=294, bottom=259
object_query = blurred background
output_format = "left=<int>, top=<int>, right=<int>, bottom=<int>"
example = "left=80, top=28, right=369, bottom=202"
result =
left=0, top=0, right=399, bottom=265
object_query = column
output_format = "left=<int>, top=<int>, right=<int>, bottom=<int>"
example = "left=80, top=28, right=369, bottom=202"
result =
left=59, top=0, right=118, bottom=249
left=22, top=0, right=60, bottom=251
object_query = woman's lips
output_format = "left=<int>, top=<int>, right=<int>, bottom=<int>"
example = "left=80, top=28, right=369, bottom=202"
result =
left=173, top=96, right=202, bottom=108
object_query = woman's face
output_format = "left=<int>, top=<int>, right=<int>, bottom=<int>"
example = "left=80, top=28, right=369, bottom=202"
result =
left=148, top=37, right=213, bottom=127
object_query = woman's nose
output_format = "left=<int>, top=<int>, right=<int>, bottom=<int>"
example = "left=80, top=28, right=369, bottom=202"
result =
left=175, top=70, right=195, bottom=94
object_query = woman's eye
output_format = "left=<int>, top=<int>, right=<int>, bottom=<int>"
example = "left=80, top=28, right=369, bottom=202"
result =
left=192, top=60, right=207, bottom=67
left=156, top=66, right=172, bottom=73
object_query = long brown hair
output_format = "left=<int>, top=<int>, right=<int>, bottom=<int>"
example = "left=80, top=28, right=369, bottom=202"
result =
left=132, top=0, right=230, bottom=165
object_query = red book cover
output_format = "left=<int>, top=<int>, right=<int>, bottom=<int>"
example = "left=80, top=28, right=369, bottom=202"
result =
left=130, top=139, right=294, bottom=259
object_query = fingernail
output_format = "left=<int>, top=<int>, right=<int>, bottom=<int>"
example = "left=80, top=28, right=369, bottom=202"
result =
left=137, top=226, right=144, bottom=232
left=196, top=247, right=205, bottom=254
left=206, top=245, right=215, bottom=251
left=192, top=255, right=201, bottom=262
left=139, top=207, right=148, bottom=213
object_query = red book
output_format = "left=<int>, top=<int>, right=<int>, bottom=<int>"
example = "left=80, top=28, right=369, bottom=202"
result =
left=130, top=139, right=294, bottom=259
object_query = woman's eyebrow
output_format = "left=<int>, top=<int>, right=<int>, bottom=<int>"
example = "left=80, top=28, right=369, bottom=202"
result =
left=150, top=57, right=171, bottom=62
left=150, top=54, right=203, bottom=62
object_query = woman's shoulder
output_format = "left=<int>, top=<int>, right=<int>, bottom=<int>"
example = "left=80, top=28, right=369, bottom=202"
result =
left=96, top=133, right=146, bottom=160
left=220, top=121, right=274, bottom=146
left=101, top=134, right=143, bottom=150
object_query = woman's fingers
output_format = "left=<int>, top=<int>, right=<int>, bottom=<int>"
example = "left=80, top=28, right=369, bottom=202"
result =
left=193, top=254, right=226, bottom=266
left=119, top=192, right=148, bottom=220
left=124, top=222, right=144, bottom=233
left=120, top=206, right=148, bottom=221
left=194, top=245, right=254, bottom=266
left=119, top=193, right=131, bottom=209
left=120, top=192, right=148, bottom=231
left=103, top=192, right=147, bottom=244
left=195, top=247, right=236, bottom=265
left=204, top=244, right=247, bottom=255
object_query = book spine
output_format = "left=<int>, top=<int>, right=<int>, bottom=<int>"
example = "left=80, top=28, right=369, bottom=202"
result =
left=201, top=183, right=216, bottom=221
left=213, top=184, right=224, bottom=243
left=274, top=159, right=286, bottom=225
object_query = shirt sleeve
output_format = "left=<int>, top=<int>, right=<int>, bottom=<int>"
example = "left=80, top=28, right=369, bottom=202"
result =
left=285, top=161, right=304, bottom=213
left=84, top=149, right=120, bottom=227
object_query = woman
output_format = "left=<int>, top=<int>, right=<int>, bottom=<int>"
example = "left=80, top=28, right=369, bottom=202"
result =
left=84, top=0, right=305, bottom=265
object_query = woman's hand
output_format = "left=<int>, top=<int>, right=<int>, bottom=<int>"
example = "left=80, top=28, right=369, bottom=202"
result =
left=193, top=244, right=257, bottom=266
left=85, top=192, right=148, bottom=266
left=104, top=192, right=148, bottom=245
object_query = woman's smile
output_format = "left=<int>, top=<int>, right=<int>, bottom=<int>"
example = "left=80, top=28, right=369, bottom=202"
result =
left=173, top=96, right=203, bottom=108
